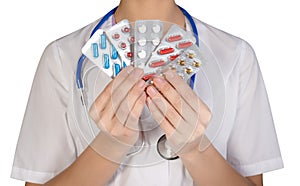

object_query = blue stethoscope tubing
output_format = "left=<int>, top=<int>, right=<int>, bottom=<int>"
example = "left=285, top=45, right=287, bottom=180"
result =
left=76, top=5, right=199, bottom=90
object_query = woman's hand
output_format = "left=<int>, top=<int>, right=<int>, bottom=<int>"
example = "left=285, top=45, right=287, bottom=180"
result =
left=146, top=70, right=211, bottom=156
left=89, top=66, right=146, bottom=162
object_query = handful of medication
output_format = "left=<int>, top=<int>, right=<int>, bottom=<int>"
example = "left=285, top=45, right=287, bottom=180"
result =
left=81, top=19, right=204, bottom=81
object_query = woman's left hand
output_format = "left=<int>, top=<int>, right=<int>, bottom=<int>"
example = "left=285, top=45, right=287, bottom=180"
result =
left=146, top=70, right=211, bottom=156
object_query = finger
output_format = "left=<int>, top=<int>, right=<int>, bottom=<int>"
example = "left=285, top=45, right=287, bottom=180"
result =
left=115, top=79, right=146, bottom=126
left=89, top=66, right=134, bottom=119
left=109, top=68, right=144, bottom=117
left=164, top=70, right=205, bottom=113
left=125, top=92, right=147, bottom=131
left=152, top=76, right=193, bottom=121
left=146, top=97, right=175, bottom=137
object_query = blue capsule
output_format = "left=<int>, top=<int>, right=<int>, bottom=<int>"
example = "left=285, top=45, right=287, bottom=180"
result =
left=114, top=63, right=121, bottom=76
left=100, top=34, right=106, bottom=49
left=103, top=54, right=110, bottom=69
left=123, top=61, right=127, bottom=68
left=111, top=45, right=118, bottom=60
left=92, top=43, right=99, bottom=58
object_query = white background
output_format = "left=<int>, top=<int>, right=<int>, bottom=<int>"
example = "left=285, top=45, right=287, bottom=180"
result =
left=0, top=0, right=299, bottom=185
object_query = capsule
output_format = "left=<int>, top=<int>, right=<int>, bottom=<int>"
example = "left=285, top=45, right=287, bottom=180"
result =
left=177, top=41, right=193, bottom=49
left=103, top=54, right=110, bottom=69
left=114, top=63, right=121, bottom=76
left=193, top=60, right=201, bottom=67
left=111, top=45, right=118, bottom=60
left=158, top=47, right=175, bottom=55
left=178, top=59, right=186, bottom=66
left=142, top=73, right=155, bottom=81
left=100, top=34, right=106, bottom=49
left=185, top=67, right=193, bottom=74
left=150, top=60, right=165, bottom=68
left=92, top=43, right=99, bottom=58
left=187, top=51, right=195, bottom=59
left=167, top=35, right=182, bottom=42
left=169, top=54, right=180, bottom=61
left=123, top=61, right=127, bottom=68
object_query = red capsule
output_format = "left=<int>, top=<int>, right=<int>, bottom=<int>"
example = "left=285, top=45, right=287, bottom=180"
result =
left=150, top=60, right=165, bottom=68
left=177, top=41, right=193, bottom=49
left=142, top=74, right=155, bottom=81
left=169, top=54, right=180, bottom=61
left=158, top=47, right=175, bottom=55
left=167, top=35, right=182, bottom=42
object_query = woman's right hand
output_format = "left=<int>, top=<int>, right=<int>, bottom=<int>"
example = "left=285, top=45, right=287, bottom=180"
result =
left=88, top=66, right=146, bottom=162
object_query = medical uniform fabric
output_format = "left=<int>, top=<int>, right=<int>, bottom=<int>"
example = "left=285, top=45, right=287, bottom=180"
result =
left=11, top=15, right=283, bottom=185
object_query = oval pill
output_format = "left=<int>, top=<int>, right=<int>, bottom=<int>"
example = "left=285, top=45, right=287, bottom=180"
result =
left=177, top=41, right=193, bottom=49
left=158, top=47, right=175, bottom=55
left=92, top=43, right=99, bottom=58
left=150, top=60, right=165, bottom=67
left=103, top=54, right=110, bottom=69
left=167, top=35, right=182, bottom=42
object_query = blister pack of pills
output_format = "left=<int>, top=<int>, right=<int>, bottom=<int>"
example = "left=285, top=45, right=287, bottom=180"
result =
left=106, top=19, right=134, bottom=69
left=134, top=20, right=164, bottom=69
left=82, top=19, right=203, bottom=82
left=160, top=44, right=203, bottom=81
left=81, top=29, right=120, bottom=77
left=142, top=25, right=197, bottom=80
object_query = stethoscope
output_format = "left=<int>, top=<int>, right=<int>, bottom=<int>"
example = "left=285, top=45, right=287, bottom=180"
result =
left=76, top=6, right=199, bottom=160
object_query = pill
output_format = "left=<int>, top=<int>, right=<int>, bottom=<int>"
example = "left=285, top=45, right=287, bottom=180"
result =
left=100, top=34, right=106, bottom=49
left=111, top=45, right=118, bottom=60
left=112, top=33, right=120, bottom=40
left=142, top=73, right=155, bottom=81
left=185, top=67, right=193, bottom=74
left=167, top=35, right=182, bottom=42
left=158, top=47, right=175, bottom=55
left=138, top=24, right=147, bottom=33
left=126, top=52, right=133, bottom=58
left=178, top=59, right=186, bottom=66
left=92, top=43, right=99, bottom=58
left=114, top=63, right=121, bottom=76
left=193, top=60, right=201, bottom=67
left=122, top=26, right=130, bottom=33
left=138, top=50, right=147, bottom=58
left=103, top=54, right=110, bottom=69
left=187, top=51, right=195, bottom=59
left=152, top=37, right=160, bottom=46
left=150, top=60, right=165, bottom=67
left=138, top=38, right=147, bottom=46
left=119, top=42, right=127, bottom=50
left=169, top=54, right=180, bottom=61
left=152, top=24, right=161, bottom=33
left=177, top=41, right=193, bottom=49
left=123, top=61, right=127, bottom=68
left=128, top=36, right=135, bottom=43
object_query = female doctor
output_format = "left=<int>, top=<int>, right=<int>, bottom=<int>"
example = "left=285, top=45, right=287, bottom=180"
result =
left=11, top=0, right=283, bottom=185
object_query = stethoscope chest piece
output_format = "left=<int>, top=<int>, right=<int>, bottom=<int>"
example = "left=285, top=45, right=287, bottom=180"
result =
left=157, top=134, right=179, bottom=160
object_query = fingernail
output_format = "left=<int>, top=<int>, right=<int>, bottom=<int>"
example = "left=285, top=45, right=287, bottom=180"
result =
left=153, top=77, right=165, bottom=85
left=134, top=68, right=144, bottom=77
left=165, top=70, right=174, bottom=78
left=147, top=86, right=157, bottom=96
left=137, top=79, right=145, bottom=88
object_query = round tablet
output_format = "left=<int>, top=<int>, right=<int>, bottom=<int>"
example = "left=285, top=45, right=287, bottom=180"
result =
left=138, top=24, right=147, bottom=33
left=152, top=24, right=161, bottom=33
left=152, top=37, right=160, bottom=46
left=138, top=38, right=147, bottom=46
left=138, top=50, right=147, bottom=59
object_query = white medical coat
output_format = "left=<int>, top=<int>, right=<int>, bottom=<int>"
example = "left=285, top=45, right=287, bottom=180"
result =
left=11, top=15, right=283, bottom=185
